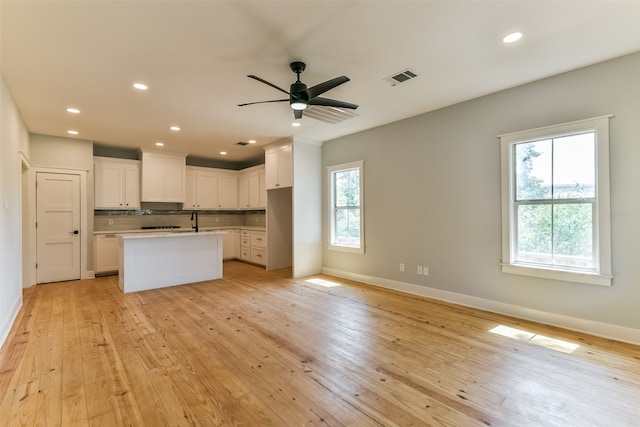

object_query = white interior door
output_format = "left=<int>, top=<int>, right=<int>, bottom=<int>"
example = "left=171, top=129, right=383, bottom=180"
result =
left=36, top=172, right=81, bottom=283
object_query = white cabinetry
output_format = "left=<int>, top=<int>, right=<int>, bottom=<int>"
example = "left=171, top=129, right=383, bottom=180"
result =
left=222, top=229, right=235, bottom=260
left=265, top=143, right=293, bottom=189
left=94, top=157, right=140, bottom=209
left=238, top=166, right=266, bottom=209
left=239, top=229, right=266, bottom=266
left=141, top=151, right=186, bottom=202
left=95, top=234, right=119, bottom=275
left=183, top=166, right=237, bottom=210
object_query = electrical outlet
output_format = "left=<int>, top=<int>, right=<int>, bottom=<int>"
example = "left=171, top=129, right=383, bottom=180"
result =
left=399, top=263, right=405, bottom=272
left=108, top=219, right=114, bottom=225
left=417, top=265, right=423, bottom=275
left=215, top=217, right=220, bottom=223
left=423, top=266, right=429, bottom=276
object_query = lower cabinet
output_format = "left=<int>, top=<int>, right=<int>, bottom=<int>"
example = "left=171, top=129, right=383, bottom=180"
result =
left=239, top=229, right=266, bottom=266
left=222, top=230, right=235, bottom=260
left=95, top=234, right=119, bottom=275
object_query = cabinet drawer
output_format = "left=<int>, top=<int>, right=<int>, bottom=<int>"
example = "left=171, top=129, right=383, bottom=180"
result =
left=240, top=248, right=251, bottom=260
left=240, top=230, right=251, bottom=237
left=250, top=232, right=266, bottom=249
left=240, top=237, right=250, bottom=247
left=250, top=249, right=266, bottom=265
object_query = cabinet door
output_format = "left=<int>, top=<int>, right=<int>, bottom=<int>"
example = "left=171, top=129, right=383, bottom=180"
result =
left=218, top=174, right=237, bottom=208
left=124, top=165, right=140, bottom=209
left=247, top=171, right=260, bottom=208
left=184, top=169, right=197, bottom=209
left=164, top=156, right=185, bottom=202
left=265, top=148, right=279, bottom=189
left=258, top=169, right=267, bottom=208
left=277, top=144, right=293, bottom=188
left=196, top=172, right=218, bottom=209
left=141, top=153, right=166, bottom=201
left=237, top=174, right=250, bottom=208
left=233, top=229, right=241, bottom=258
left=95, top=162, right=124, bottom=208
left=95, top=235, right=119, bottom=274
left=222, top=230, right=234, bottom=259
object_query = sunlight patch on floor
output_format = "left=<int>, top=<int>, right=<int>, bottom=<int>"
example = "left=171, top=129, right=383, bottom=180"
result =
left=305, top=278, right=342, bottom=288
left=490, top=325, right=580, bottom=354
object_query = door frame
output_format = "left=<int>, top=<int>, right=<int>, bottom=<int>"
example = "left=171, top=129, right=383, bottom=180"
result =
left=25, top=167, right=90, bottom=286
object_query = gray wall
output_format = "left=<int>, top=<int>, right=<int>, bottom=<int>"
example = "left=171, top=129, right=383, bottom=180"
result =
left=322, top=52, right=640, bottom=333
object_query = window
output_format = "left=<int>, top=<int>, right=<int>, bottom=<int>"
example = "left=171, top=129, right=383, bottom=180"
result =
left=500, top=116, right=612, bottom=286
left=328, top=161, right=364, bottom=253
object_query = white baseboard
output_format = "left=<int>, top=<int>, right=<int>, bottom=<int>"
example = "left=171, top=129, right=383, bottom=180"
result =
left=321, top=267, right=640, bottom=346
left=0, top=294, right=22, bottom=350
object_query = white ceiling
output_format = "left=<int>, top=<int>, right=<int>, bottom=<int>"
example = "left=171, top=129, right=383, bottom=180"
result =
left=2, top=1, right=640, bottom=164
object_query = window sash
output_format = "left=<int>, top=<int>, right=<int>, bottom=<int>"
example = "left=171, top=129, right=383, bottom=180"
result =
left=500, top=115, right=612, bottom=286
left=328, top=161, right=364, bottom=253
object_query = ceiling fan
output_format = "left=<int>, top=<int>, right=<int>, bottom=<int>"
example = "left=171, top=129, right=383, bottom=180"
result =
left=238, top=61, right=358, bottom=119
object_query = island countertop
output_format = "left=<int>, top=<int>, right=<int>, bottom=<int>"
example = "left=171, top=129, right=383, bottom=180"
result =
left=119, top=230, right=226, bottom=240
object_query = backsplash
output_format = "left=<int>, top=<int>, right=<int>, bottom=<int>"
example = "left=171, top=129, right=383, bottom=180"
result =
left=94, top=211, right=265, bottom=231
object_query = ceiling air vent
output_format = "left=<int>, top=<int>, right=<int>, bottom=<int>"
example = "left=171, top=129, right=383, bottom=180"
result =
left=304, top=106, right=360, bottom=124
left=235, top=141, right=249, bottom=146
left=385, top=68, right=420, bottom=86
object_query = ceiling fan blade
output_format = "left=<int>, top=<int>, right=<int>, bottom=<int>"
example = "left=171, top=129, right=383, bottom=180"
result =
left=308, top=97, right=358, bottom=109
left=238, top=99, right=288, bottom=107
left=294, top=109, right=303, bottom=120
left=247, top=75, right=290, bottom=95
left=307, top=76, right=350, bottom=98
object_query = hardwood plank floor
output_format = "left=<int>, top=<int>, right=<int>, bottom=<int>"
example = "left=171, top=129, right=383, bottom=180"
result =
left=1, top=261, right=639, bottom=426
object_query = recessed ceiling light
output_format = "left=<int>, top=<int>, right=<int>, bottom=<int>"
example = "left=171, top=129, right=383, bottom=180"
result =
left=220, top=151, right=227, bottom=155
left=133, top=82, right=148, bottom=90
left=67, top=130, right=78, bottom=135
left=155, top=141, right=164, bottom=147
left=170, top=126, right=180, bottom=131
left=502, top=32, right=523, bottom=44
left=291, top=122, right=301, bottom=127
left=248, top=139, right=256, bottom=144
left=66, top=108, right=80, bottom=114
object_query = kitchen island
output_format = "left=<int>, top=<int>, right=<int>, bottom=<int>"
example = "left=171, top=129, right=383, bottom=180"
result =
left=118, top=231, right=224, bottom=293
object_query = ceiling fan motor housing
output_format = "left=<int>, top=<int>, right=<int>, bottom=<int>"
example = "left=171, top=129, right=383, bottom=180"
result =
left=290, top=81, right=309, bottom=107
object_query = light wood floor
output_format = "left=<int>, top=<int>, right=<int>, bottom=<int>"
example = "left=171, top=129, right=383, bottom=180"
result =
left=1, top=261, right=639, bottom=426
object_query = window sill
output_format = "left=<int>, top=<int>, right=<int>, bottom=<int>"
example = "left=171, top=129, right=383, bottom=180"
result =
left=501, top=263, right=612, bottom=287
left=328, top=244, right=364, bottom=254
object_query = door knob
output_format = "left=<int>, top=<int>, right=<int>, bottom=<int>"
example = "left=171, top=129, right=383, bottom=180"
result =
left=71, top=230, right=79, bottom=235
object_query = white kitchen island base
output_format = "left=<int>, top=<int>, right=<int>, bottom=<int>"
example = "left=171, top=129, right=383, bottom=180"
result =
left=118, top=231, right=224, bottom=293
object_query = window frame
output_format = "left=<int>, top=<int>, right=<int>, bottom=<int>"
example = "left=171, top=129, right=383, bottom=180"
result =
left=500, top=116, right=612, bottom=286
left=327, top=160, right=364, bottom=254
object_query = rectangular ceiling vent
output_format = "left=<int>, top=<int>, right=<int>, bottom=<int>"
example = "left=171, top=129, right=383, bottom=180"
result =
left=385, top=68, right=420, bottom=86
left=304, top=106, right=360, bottom=124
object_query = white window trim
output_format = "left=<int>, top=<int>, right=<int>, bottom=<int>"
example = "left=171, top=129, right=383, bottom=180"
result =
left=500, top=115, right=613, bottom=286
left=327, top=160, right=364, bottom=254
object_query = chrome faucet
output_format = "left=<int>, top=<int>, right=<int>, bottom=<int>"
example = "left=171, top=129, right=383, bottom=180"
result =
left=190, top=210, right=199, bottom=232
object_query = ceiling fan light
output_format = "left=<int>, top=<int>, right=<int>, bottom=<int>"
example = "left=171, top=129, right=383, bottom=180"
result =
left=291, top=101, right=307, bottom=111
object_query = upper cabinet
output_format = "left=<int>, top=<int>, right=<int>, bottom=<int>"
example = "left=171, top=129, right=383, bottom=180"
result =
left=265, top=143, right=292, bottom=189
left=183, top=166, right=238, bottom=210
left=141, top=151, right=186, bottom=202
left=238, top=165, right=266, bottom=209
left=94, top=157, right=140, bottom=209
